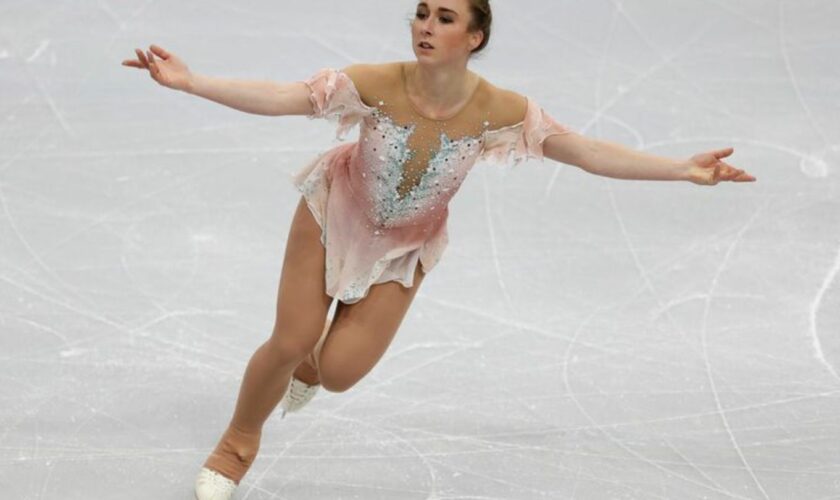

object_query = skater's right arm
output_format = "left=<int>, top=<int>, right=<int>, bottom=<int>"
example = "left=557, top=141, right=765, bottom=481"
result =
left=186, top=74, right=313, bottom=117
left=122, top=44, right=315, bottom=117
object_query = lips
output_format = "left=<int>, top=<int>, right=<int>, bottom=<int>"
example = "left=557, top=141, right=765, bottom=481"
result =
left=418, top=41, right=434, bottom=49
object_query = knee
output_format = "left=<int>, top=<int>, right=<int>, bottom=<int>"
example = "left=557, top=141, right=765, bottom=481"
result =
left=318, top=357, right=361, bottom=393
left=319, top=375, right=356, bottom=393
left=264, top=331, right=314, bottom=367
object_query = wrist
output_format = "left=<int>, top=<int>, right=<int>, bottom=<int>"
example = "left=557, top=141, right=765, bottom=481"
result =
left=183, top=72, right=202, bottom=95
left=678, top=159, right=695, bottom=182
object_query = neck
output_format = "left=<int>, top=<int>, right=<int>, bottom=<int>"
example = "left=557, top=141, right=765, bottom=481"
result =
left=404, top=61, right=476, bottom=109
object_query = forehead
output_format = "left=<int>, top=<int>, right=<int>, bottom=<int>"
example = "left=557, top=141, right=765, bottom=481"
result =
left=417, top=0, right=465, bottom=13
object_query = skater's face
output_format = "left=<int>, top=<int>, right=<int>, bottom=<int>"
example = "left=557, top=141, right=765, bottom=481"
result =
left=411, top=0, right=484, bottom=63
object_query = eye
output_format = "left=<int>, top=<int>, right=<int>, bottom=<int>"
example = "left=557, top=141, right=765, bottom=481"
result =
left=415, top=12, right=453, bottom=23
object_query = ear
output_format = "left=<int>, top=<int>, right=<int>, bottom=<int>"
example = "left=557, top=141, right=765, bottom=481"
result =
left=470, top=30, right=484, bottom=51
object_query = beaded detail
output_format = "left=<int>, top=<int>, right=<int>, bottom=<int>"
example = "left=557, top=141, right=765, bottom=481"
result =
left=291, top=66, right=572, bottom=304
left=355, top=108, right=488, bottom=229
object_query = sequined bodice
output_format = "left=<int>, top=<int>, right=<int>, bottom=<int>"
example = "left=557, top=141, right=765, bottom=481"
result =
left=294, top=64, right=572, bottom=304
left=345, top=64, right=502, bottom=230
left=350, top=109, right=492, bottom=232
left=349, top=107, right=490, bottom=230
left=302, top=63, right=569, bottom=231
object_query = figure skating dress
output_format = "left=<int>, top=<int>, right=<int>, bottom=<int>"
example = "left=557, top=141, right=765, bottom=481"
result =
left=290, top=66, right=572, bottom=304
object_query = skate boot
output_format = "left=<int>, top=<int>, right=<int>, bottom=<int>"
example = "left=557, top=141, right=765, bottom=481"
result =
left=194, top=466, right=236, bottom=500
left=279, top=351, right=321, bottom=418
left=279, top=320, right=330, bottom=418
left=196, top=425, right=260, bottom=499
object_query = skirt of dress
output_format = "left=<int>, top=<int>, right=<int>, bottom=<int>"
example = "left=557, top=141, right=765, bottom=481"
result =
left=289, top=142, right=448, bottom=304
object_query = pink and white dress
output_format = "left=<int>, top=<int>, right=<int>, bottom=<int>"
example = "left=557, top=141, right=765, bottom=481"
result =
left=290, top=67, right=572, bottom=304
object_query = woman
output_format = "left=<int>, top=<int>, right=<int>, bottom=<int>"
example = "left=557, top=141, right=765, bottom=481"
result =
left=122, top=1, right=755, bottom=497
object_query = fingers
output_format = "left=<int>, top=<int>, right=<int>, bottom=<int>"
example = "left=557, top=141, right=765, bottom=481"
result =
left=691, top=154, right=757, bottom=185
left=149, top=44, right=169, bottom=60
left=135, top=48, right=148, bottom=68
left=719, top=162, right=756, bottom=182
left=713, top=147, right=734, bottom=159
left=734, top=171, right=756, bottom=182
left=122, top=46, right=165, bottom=70
left=121, top=49, right=149, bottom=69
left=146, top=49, right=158, bottom=74
left=722, top=162, right=745, bottom=178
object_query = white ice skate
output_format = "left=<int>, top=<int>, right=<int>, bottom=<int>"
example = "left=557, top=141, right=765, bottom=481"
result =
left=279, top=323, right=328, bottom=418
left=279, top=361, right=321, bottom=418
left=194, top=466, right=236, bottom=500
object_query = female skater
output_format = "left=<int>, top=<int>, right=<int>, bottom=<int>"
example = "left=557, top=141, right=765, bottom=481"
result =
left=122, top=1, right=756, bottom=497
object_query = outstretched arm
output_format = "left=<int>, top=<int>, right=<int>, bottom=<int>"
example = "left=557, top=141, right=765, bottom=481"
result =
left=543, top=132, right=756, bottom=185
left=186, top=74, right=314, bottom=116
left=122, top=44, right=316, bottom=117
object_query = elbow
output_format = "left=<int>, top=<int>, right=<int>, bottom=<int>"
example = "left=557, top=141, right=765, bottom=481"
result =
left=577, top=136, right=602, bottom=172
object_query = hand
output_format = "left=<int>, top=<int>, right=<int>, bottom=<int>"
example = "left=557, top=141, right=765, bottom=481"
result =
left=687, top=147, right=756, bottom=185
left=121, top=44, right=194, bottom=92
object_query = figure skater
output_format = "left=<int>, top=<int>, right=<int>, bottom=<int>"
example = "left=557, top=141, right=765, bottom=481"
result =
left=121, top=0, right=756, bottom=497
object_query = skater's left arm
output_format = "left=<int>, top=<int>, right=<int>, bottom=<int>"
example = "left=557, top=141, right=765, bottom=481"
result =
left=542, top=133, right=757, bottom=185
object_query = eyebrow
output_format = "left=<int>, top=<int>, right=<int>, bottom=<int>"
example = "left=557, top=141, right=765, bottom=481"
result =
left=417, top=3, right=460, bottom=16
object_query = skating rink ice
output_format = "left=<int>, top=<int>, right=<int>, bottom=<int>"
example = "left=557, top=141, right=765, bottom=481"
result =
left=1, top=0, right=839, bottom=498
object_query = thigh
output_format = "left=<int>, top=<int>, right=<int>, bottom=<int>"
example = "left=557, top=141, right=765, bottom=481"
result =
left=271, top=196, right=334, bottom=351
left=318, top=261, right=427, bottom=390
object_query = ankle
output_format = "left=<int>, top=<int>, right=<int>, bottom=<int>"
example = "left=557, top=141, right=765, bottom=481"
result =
left=203, top=424, right=262, bottom=484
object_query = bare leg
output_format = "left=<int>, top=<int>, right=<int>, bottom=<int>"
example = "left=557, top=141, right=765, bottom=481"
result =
left=201, top=340, right=297, bottom=484
left=318, top=263, right=426, bottom=393
left=201, top=196, right=333, bottom=485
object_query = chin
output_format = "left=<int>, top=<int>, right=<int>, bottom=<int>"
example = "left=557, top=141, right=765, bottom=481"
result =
left=413, top=49, right=443, bottom=62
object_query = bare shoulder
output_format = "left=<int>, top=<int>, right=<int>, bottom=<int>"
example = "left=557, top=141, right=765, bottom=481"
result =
left=481, top=80, right=529, bottom=128
left=339, top=62, right=402, bottom=105
left=339, top=62, right=395, bottom=87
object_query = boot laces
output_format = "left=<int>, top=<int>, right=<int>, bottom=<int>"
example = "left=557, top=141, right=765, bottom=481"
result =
left=283, top=377, right=319, bottom=410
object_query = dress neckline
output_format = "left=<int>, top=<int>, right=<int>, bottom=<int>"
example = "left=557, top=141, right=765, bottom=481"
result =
left=401, top=62, right=483, bottom=122
left=331, top=68, right=528, bottom=135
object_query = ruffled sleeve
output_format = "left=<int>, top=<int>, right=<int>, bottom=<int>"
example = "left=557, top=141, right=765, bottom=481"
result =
left=300, top=67, right=373, bottom=141
left=479, top=97, right=572, bottom=167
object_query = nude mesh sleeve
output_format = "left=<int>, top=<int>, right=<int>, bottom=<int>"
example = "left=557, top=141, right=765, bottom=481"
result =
left=480, top=97, right=572, bottom=167
left=301, top=67, right=371, bottom=141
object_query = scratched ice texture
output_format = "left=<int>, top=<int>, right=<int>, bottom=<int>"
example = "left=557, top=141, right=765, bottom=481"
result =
left=0, top=1, right=839, bottom=499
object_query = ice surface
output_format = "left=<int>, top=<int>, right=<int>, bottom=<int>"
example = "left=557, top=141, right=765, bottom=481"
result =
left=1, top=0, right=839, bottom=498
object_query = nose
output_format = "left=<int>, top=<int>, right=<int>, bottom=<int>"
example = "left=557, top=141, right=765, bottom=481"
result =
left=419, top=16, right=433, bottom=35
